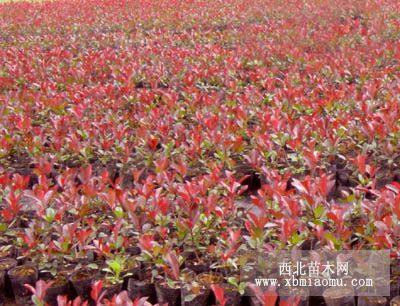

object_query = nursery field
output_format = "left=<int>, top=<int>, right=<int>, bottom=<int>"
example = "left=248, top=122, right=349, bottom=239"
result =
left=0, top=0, right=400, bottom=305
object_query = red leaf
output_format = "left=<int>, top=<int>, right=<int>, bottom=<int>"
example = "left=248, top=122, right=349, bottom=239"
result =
left=91, top=280, right=105, bottom=302
left=147, top=136, right=159, bottom=151
left=211, top=284, right=226, bottom=306
left=165, top=251, right=180, bottom=280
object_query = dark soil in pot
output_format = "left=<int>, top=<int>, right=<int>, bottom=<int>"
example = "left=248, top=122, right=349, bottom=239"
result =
left=182, top=251, right=212, bottom=274
left=67, top=257, right=93, bottom=266
left=44, top=275, right=70, bottom=305
left=182, top=251, right=197, bottom=261
left=127, top=278, right=157, bottom=304
left=69, top=268, right=98, bottom=301
left=38, top=270, right=53, bottom=280
left=196, top=272, right=223, bottom=286
left=181, top=285, right=210, bottom=306
left=155, top=280, right=181, bottom=306
left=185, top=261, right=211, bottom=274
left=7, top=264, right=38, bottom=303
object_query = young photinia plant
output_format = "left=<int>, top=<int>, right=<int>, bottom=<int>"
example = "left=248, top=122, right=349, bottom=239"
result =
left=248, top=284, right=278, bottom=306
left=25, top=280, right=54, bottom=306
left=159, top=250, right=183, bottom=288
left=90, top=280, right=107, bottom=304
left=1, top=191, right=23, bottom=222
left=57, top=296, right=88, bottom=306
left=102, top=256, right=128, bottom=285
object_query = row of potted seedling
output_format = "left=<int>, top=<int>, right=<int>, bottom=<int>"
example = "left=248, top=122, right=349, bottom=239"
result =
left=3, top=253, right=400, bottom=306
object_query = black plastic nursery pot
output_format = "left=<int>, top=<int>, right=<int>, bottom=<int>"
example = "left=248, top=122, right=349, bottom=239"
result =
left=246, top=295, right=263, bottom=306
left=278, top=286, right=309, bottom=306
left=308, top=296, right=326, bottom=306
left=122, top=257, right=142, bottom=287
left=220, top=283, right=241, bottom=306
left=7, top=264, right=38, bottom=303
left=392, top=277, right=400, bottom=300
left=391, top=259, right=400, bottom=299
left=155, top=280, right=181, bottom=306
left=0, top=258, right=17, bottom=288
left=299, top=237, right=320, bottom=251
left=127, top=278, right=157, bottom=304
left=0, top=258, right=17, bottom=300
left=69, top=268, right=98, bottom=301
left=0, top=246, right=18, bottom=260
left=357, top=296, right=387, bottom=306
left=182, top=251, right=212, bottom=274
left=136, top=262, right=154, bottom=281
left=102, top=281, right=123, bottom=300
left=391, top=258, right=400, bottom=276
left=44, top=275, right=70, bottom=305
left=322, top=287, right=355, bottom=306
left=245, top=290, right=261, bottom=306
left=279, top=295, right=310, bottom=306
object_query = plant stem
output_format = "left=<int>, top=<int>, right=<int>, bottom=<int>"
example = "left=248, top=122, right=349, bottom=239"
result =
left=190, top=227, right=201, bottom=263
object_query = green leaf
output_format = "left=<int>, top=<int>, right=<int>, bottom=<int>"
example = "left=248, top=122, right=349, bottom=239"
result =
left=32, top=296, right=45, bottom=306
left=87, top=263, right=99, bottom=270
left=166, top=278, right=176, bottom=288
left=238, top=283, right=246, bottom=295
left=184, top=294, right=197, bottom=302
left=324, top=232, right=341, bottom=249
left=227, top=276, right=238, bottom=287
left=114, top=206, right=124, bottom=218
left=45, top=207, right=56, bottom=223
left=313, top=204, right=325, bottom=219
left=290, top=232, right=302, bottom=245
left=0, top=223, right=7, bottom=232
left=107, top=259, right=122, bottom=276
